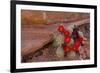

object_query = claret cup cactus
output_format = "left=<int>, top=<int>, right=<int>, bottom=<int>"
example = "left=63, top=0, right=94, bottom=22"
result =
left=52, top=24, right=86, bottom=59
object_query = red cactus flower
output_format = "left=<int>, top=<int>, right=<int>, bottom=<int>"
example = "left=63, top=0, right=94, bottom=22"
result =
left=72, top=37, right=83, bottom=51
left=64, top=30, right=70, bottom=36
left=57, top=25, right=65, bottom=32
left=63, top=45, right=71, bottom=52
left=64, top=36, right=71, bottom=43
